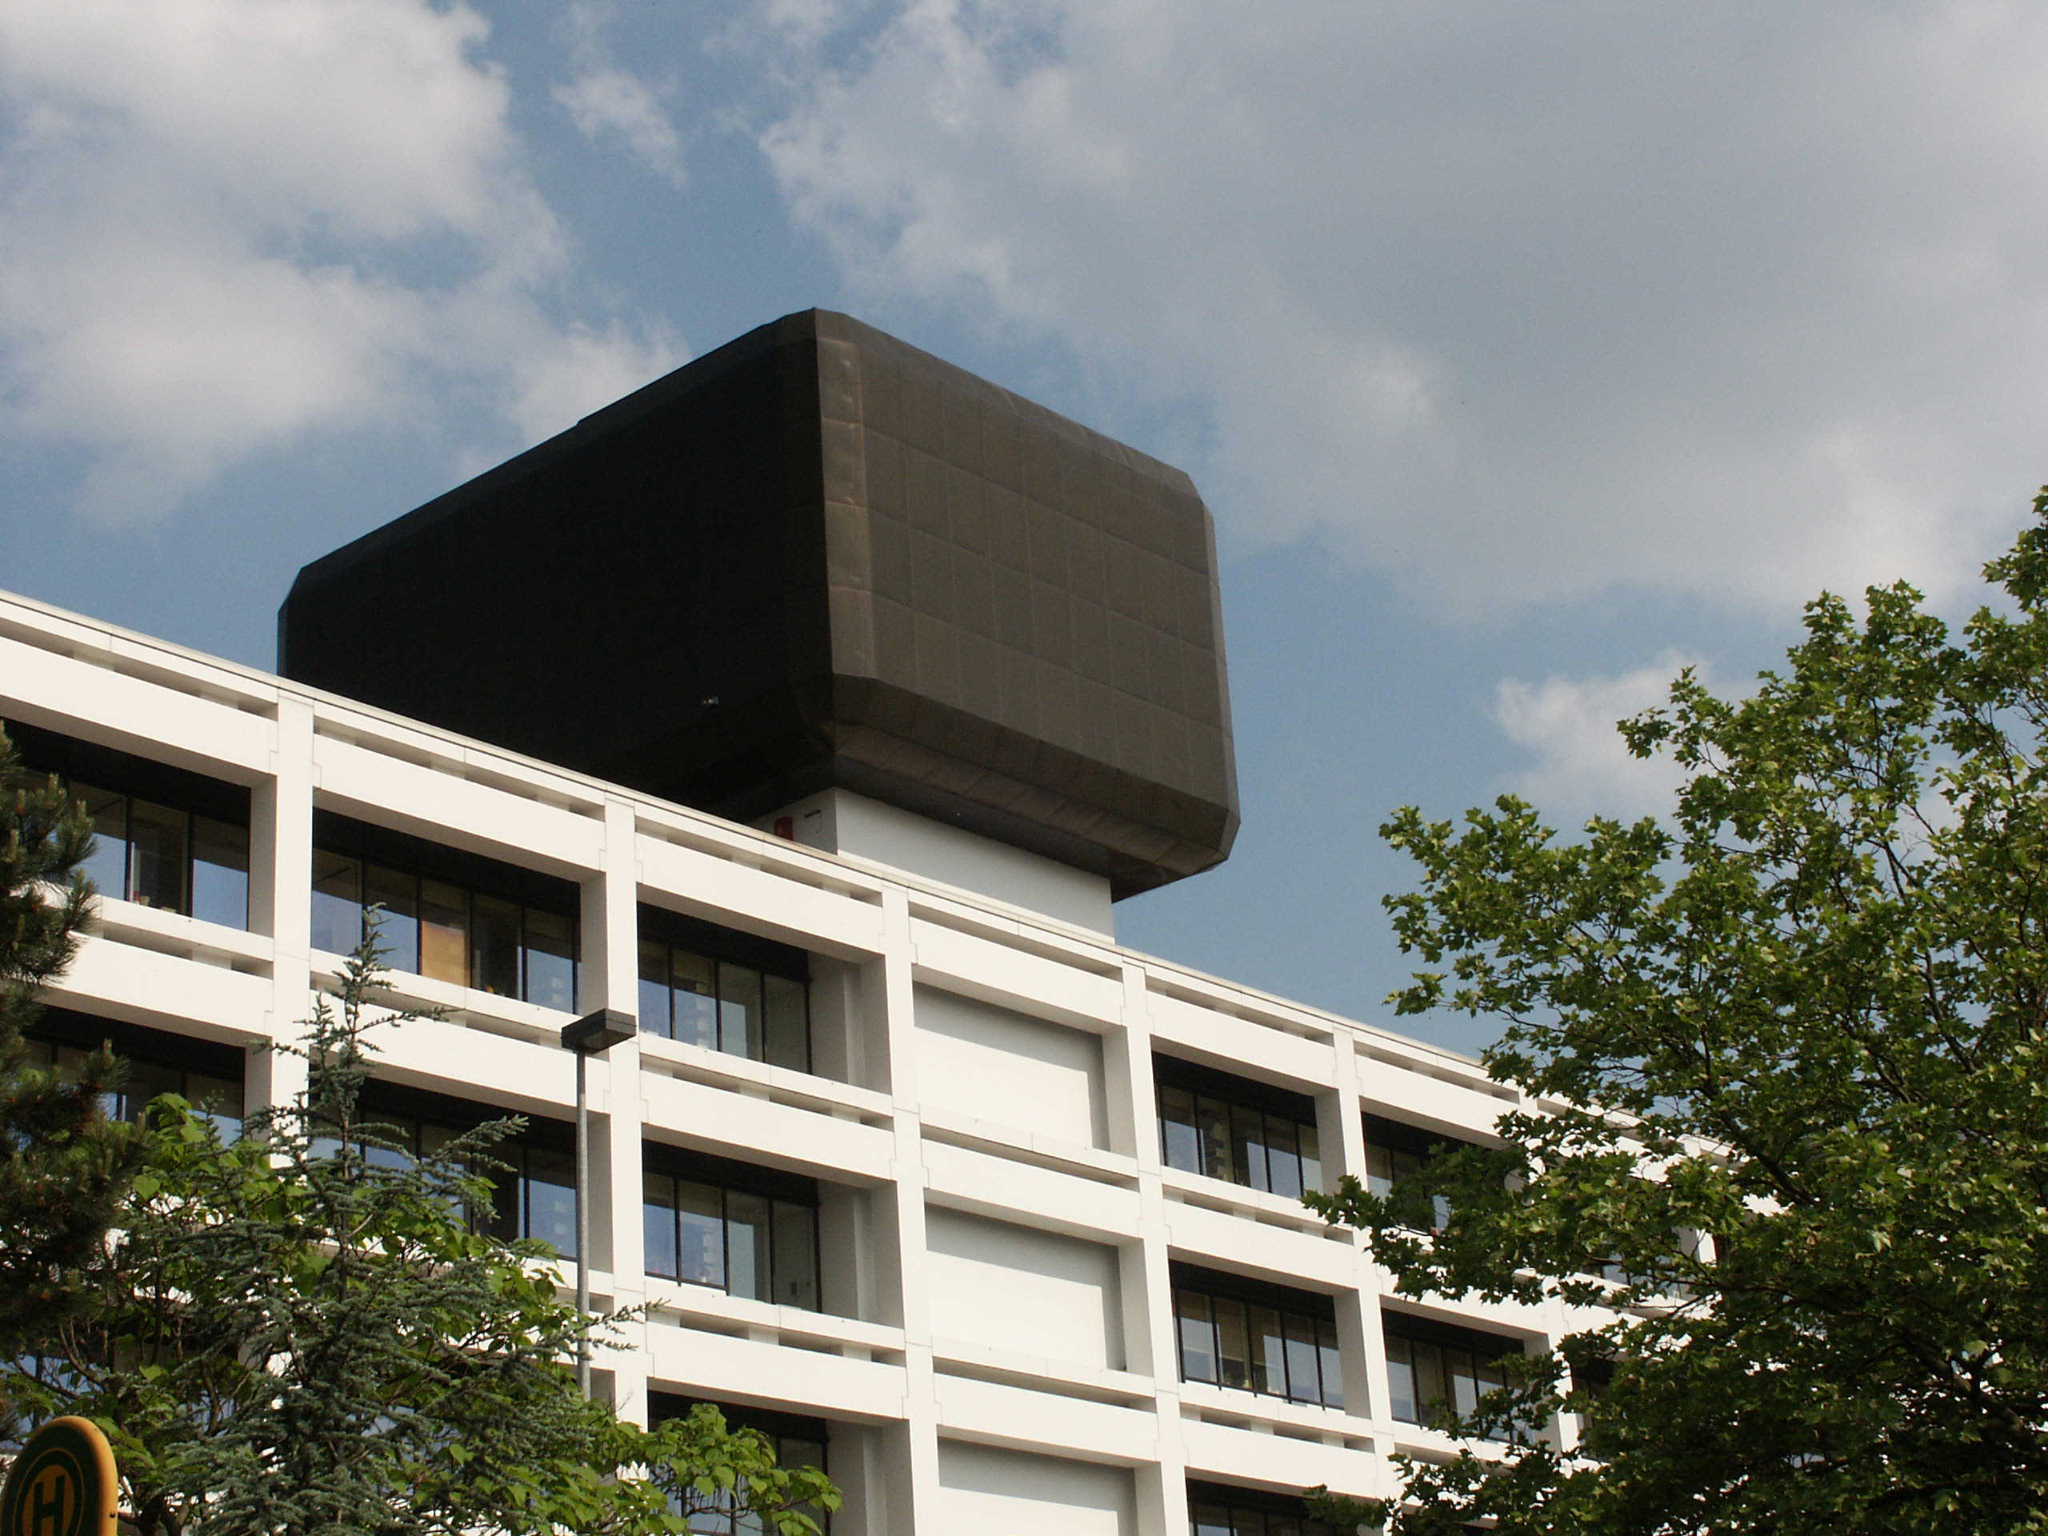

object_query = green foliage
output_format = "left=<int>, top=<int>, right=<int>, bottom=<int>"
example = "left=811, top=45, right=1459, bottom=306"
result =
left=5, top=933, right=839, bottom=1536
left=0, top=722, right=139, bottom=1354
left=1306, top=494, right=2048, bottom=1535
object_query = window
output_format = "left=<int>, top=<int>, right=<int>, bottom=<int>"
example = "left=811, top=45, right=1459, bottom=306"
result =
left=310, top=812, right=579, bottom=1010
left=1363, top=1114, right=1473, bottom=1228
left=638, top=905, right=809, bottom=1071
left=24, top=1009, right=244, bottom=1141
left=649, top=1395, right=828, bottom=1535
left=1156, top=1056, right=1322, bottom=1199
left=9, top=721, right=250, bottom=929
left=643, top=1146, right=820, bottom=1311
left=1187, top=1480, right=1342, bottom=1536
left=1382, top=1312, right=1523, bottom=1433
left=1172, top=1263, right=1344, bottom=1410
left=341, top=1085, right=579, bottom=1258
left=1589, top=1228, right=1702, bottom=1298
left=1568, top=1351, right=1620, bottom=1454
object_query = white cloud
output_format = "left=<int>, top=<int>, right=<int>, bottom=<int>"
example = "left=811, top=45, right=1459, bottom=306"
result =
left=1491, top=653, right=1707, bottom=824
left=0, top=0, right=680, bottom=524
left=551, top=2, right=687, bottom=186
left=756, top=1, right=2048, bottom=618
left=554, top=69, right=686, bottom=186
left=502, top=320, right=681, bottom=444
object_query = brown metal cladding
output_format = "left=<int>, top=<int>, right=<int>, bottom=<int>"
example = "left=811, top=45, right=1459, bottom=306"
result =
left=280, top=310, right=1237, bottom=898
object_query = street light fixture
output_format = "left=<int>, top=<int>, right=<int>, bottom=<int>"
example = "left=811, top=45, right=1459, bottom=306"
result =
left=560, top=1007, right=635, bottom=1396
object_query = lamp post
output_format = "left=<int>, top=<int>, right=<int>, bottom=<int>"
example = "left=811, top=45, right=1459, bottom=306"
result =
left=559, top=1007, right=635, bottom=1397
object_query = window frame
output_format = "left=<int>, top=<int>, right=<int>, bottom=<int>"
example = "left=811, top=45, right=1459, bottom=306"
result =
left=1381, top=1310, right=1526, bottom=1436
left=1170, top=1262, right=1345, bottom=1411
left=637, top=904, right=812, bottom=1073
left=347, top=1082, right=582, bottom=1259
left=1154, top=1055, right=1322, bottom=1199
left=25, top=1007, right=246, bottom=1140
left=1186, top=1479, right=1343, bottom=1536
left=310, top=810, right=581, bottom=1011
left=647, top=1394, right=830, bottom=1535
left=641, top=1144, right=822, bottom=1312
left=8, top=720, right=252, bottom=930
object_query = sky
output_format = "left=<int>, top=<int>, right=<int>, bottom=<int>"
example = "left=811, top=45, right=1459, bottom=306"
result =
left=4, top=0, right=2045, bottom=1058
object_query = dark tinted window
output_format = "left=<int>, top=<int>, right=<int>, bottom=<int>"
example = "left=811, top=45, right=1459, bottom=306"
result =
left=1172, top=1264, right=1343, bottom=1410
left=638, top=905, right=810, bottom=1072
left=1186, top=1480, right=1340, bottom=1536
left=1156, top=1057, right=1321, bottom=1198
left=643, top=1145, right=820, bottom=1311
left=1383, top=1312, right=1523, bottom=1434
left=9, top=722, right=250, bottom=929
left=311, top=812, right=579, bottom=1010
left=25, top=1010, right=244, bottom=1141
left=648, top=1395, right=829, bottom=1534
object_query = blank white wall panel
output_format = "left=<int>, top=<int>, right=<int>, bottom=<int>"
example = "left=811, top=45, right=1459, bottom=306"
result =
left=914, top=985, right=1107, bottom=1148
left=937, top=1442, right=1134, bottom=1536
left=925, top=1207, right=1125, bottom=1371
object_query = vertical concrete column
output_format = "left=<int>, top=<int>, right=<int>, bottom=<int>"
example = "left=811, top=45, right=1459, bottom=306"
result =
left=1100, top=963, right=1148, bottom=1162
left=1134, top=1460, right=1189, bottom=1536
left=1335, top=1043, right=1390, bottom=1426
left=1323, top=1038, right=1371, bottom=1190
left=877, top=889, right=943, bottom=1529
left=583, top=797, right=648, bottom=1424
left=247, top=695, right=315, bottom=1115
left=1113, top=964, right=1166, bottom=1380
left=1123, top=966, right=1189, bottom=1536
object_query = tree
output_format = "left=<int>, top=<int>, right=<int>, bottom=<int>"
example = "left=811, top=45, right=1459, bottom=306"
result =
left=1305, top=496, right=2048, bottom=1535
left=0, top=722, right=140, bottom=1353
left=4, top=934, right=839, bottom=1536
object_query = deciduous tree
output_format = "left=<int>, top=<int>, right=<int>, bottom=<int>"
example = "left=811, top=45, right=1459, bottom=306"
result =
left=1308, top=497, right=2048, bottom=1534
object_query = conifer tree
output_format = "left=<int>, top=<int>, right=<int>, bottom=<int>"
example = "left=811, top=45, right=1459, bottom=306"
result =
left=0, top=722, right=138, bottom=1356
left=6, top=934, right=838, bottom=1536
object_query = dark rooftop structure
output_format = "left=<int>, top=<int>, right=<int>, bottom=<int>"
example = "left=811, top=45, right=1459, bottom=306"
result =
left=280, top=309, right=1237, bottom=899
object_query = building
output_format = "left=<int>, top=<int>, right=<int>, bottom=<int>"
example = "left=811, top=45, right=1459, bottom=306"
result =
left=4, top=312, right=1585, bottom=1533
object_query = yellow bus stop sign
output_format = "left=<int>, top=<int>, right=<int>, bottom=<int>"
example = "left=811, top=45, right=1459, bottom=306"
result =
left=1, top=1418, right=117, bottom=1536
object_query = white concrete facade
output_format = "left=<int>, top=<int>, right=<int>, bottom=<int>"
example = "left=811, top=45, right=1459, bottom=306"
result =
left=1, top=586, right=1587, bottom=1533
